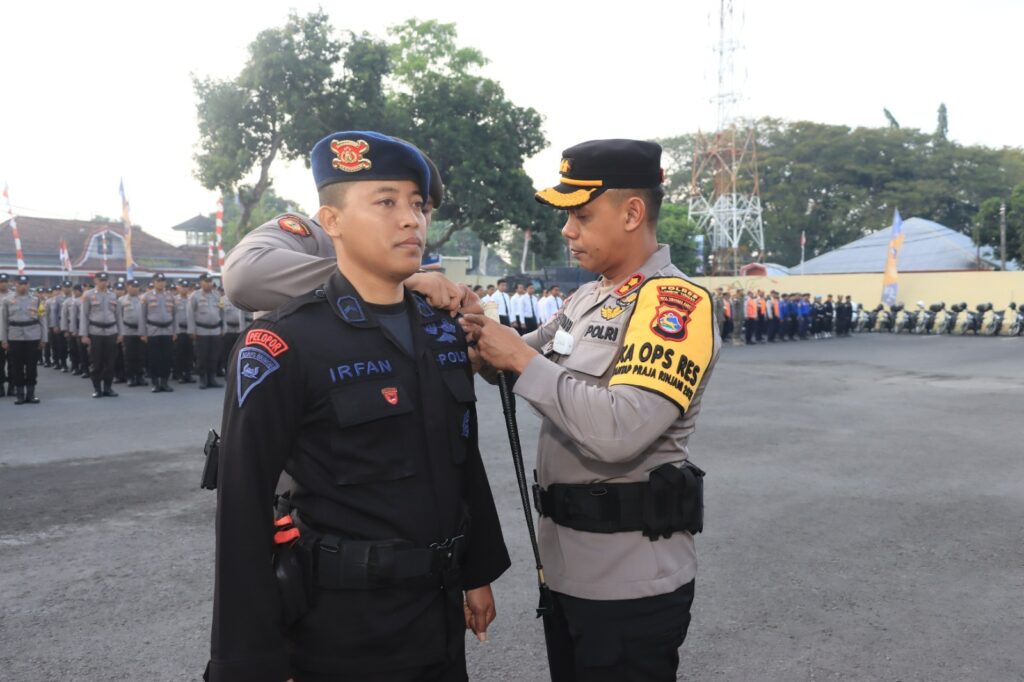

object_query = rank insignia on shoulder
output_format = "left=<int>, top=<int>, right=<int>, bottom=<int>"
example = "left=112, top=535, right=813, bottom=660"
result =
left=278, top=214, right=312, bottom=237
left=614, top=273, right=645, bottom=298
left=600, top=291, right=639, bottom=320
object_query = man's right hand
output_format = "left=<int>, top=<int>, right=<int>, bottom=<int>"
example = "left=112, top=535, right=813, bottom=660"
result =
left=81, top=336, right=90, bottom=346
left=140, top=336, right=148, bottom=343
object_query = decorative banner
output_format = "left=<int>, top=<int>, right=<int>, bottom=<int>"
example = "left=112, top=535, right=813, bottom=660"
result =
left=120, top=178, right=135, bottom=278
left=3, top=182, right=26, bottom=274
left=881, top=209, right=904, bottom=306
left=207, top=239, right=214, bottom=273
left=216, top=198, right=225, bottom=272
left=59, top=238, right=72, bottom=272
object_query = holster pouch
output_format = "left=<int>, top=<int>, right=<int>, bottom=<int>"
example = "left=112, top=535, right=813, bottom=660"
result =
left=200, top=429, right=220, bottom=490
left=274, top=542, right=311, bottom=626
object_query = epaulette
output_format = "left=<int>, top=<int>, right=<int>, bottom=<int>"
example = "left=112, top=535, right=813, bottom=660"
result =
left=264, top=287, right=328, bottom=323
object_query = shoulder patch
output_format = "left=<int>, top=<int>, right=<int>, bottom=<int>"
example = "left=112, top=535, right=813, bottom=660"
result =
left=236, top=347, right=281, bottom=407
left=244, top=328, right=289, bottom=357
left=278, top=214, right=311, bottom=237
left=609, top=277, right=714, bottom=413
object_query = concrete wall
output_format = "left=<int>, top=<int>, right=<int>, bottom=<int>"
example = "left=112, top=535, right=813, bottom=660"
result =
left=691, top=271, right=1024, bottom=308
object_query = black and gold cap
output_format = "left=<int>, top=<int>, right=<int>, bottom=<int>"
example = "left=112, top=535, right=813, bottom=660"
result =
left=535, top=139, right=664, bottom=209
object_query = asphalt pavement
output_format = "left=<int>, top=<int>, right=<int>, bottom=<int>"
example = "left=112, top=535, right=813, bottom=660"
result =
left=1, top=333, right=1022, bottom=681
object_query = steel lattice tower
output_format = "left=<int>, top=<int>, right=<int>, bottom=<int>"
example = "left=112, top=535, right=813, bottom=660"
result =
left=687, top=0, right=764, bottom=275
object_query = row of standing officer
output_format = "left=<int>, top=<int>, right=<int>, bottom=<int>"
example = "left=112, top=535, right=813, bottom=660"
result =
left=0, top=272, right=250, bottom=400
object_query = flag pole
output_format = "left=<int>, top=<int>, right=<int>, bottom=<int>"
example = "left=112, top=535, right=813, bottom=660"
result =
left=216, top=198, right=225, bottom=273
left=3, top=183, right=26, bottom=275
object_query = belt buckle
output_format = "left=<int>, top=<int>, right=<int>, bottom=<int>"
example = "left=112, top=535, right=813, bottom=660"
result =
left=430, top=534, right=465, bottom=570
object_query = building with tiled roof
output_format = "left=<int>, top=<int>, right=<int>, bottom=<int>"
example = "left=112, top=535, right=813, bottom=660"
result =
left=0, top=216, right=210, bottom=285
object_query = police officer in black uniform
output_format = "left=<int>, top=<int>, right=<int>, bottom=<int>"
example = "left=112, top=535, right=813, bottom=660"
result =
left=207, top=131, right=510, bottom=682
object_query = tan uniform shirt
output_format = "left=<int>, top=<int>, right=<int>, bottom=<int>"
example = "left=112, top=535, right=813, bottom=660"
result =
left=60, top=296, right=77, bottom=334
left=2, top=293, right=48, bottom=343
left=139, top=290, right=177, bottom=337
left=222, top=213, right=335, bottom=313
left=513, top=245, right=721, bottom=600
left=187, top=289, right=223, bottom=336
left=119, top=294, right=143, bottom=336
left=174, top=296, right=190, bottom=335
left=221, top=296, right=246, bottom=334
left=80, top=289, right=122, bottom=337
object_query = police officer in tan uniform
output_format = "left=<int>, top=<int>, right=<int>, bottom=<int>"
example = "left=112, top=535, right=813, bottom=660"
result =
left=140, top=272, right=178, bottom=393
left=80, top=272, right=123, bottom=398
left=1, top=275, right=47, bottom=404
left=119, top=279, right=146, bottom=386
left=174, top=279, right=195, bottom=383
left=462, top=139, right=721, bottom=681
left=188, top=273, right=224, bottom=389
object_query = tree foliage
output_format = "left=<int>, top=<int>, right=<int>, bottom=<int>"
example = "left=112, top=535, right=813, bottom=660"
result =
left=974, top=182, right=1024, bottom=263
left=193, top=15, right=548, bottom=254
left=656, top=202, right=701, bottom=274
left=659, top=117, right=1024, bottom=266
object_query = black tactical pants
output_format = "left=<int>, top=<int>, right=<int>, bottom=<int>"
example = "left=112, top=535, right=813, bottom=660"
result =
left=52, top=330, right=67, bottom=369
left=174, top=333, right=194, bottom=379
left=194, top=334, right=221, bottom=384
left=0, top=343, right=7, bottom=386
left=8, top=340, right=40, bottom=387
left=147, top=335, right=173, bottom=381
left=294, top=656, right=467, bottom=682
left=123, top=335, right=144, bottom=378
left=88, top=334, right=118, bottom=384
left=546, top=580, right=695, bottom=682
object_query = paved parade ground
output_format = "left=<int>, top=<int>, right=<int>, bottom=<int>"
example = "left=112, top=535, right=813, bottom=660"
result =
left=1, top=334, right=1022, bottom=681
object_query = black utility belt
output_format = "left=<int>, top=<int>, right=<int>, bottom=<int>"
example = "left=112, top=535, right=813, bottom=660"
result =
left=178, top=324, right=188, bottom=330
left=88, top=321, right=117, bottom=328
left=148, top=320, right=173, bottom=328
left=8, top=319, right=40, bottom=327
left=225, top=323, right=239, bottom=329
left=533, top=462, right=705, bottom=540
left=195, top=321, right=221, bottom=330
left=284, top=509, right=467, bottom=591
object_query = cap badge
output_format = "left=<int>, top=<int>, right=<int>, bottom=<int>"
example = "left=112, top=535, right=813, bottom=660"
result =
left=559, top=158, right=571, bottom=174
left=331, top=139, right=372, bottom=173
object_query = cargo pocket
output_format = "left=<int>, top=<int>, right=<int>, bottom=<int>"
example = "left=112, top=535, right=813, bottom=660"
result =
left=440, top=370, right=476, bottom=465
left=329, top=379, right=417, bottom=485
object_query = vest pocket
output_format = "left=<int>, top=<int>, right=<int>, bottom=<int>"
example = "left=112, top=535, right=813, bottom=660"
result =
left=329, top=379, right=417, bottom=485
left=440, top=370, right=476, bottom=465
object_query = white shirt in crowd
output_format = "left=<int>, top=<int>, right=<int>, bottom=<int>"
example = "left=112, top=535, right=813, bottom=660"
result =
left=538, top=294, right=563, bottom=322
left=511, top=292, right=539, bottom=325
left=489, top=289, right=512, bottom=319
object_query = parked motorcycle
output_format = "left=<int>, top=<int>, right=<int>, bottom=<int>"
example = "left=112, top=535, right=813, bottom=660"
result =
left=942, top=303, right=965, bottom=334
left=894, top=303, right=917, bottom=334
left=961, top=303, right=989, bottom=335
left=983, top=304, right=1010, bottom=336
left=866, top=304, right=886, bottom=332
left=1002, top=303, right=1022, bottom=336
left=916, top=302, right=945, bottom=335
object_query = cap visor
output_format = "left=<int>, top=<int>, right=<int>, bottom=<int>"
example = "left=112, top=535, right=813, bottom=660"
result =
left=535, top=184, right=604, bottom=208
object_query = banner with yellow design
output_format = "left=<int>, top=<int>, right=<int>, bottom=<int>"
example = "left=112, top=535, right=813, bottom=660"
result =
left=881, top=209, right=904, bottom=305
left=609, top=277, right=714, bottom=413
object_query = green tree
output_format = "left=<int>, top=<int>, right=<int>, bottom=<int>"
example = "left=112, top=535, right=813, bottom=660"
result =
left=656, top=202, right=701, bottom=273
left=974, top=183, right=1024, bottom=263
left=193, top=10, right=341, bottom=239
left=936, top=103, right=948, bottom=140
left=217, top=188, right=304, bottom=250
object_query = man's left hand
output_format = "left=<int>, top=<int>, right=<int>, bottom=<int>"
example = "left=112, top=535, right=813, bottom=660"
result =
left=459, top=313, right=537, bottom=373
left=464, top=584, right=496, bottom=642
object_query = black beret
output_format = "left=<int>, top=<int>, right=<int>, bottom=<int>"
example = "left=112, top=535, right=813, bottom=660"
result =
left=536, top=139, right=664, bottom=208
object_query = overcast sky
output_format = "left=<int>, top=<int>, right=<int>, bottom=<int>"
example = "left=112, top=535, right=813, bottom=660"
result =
left=2, top=0, right=1021, bottom=247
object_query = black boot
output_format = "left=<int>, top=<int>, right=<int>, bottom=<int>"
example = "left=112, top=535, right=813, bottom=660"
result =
left=25, top=386, right=40, bottom=404
left=103, top=381, right=118, bottom=397
left=6, top=384, right=15, bottom=396
left=207, top=377, right=223, bottom=388
left=162, top=378, right=174, bottom=392
left=92, top=381, right=103, bottom=398
left=152, top=378, right=163, bottom=393
left=14, top=386, right=26, bottom=405
left=137, top=373, right=148, bottom=386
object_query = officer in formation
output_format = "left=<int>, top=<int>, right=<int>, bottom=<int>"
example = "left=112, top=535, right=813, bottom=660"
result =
left=140, top=272, right=178, bottom=393
left=48, top=280, right=73, bottom=371
left=60, top=283, right=84, bottom=375
left=80, top=272, right=122, bottom=398
left=208, top=131, right=510, bottom=682
left=119, top=279, right=147, bottom=386
left=187, top=273, right=223, bottom=388
left=174, top=279, right=195, bottom=383
left=1, top=275, right=47, bottom=404
left=461, top=139, right=720, bottom=681
left=0, top=273, right=11, bottom=396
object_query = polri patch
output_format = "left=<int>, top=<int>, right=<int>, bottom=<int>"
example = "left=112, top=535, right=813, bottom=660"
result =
left=278, top=214, right=311, bottom=237
left=237, top=347, right=281, bottom=407
left=244, top=328, right=289, bottom=357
